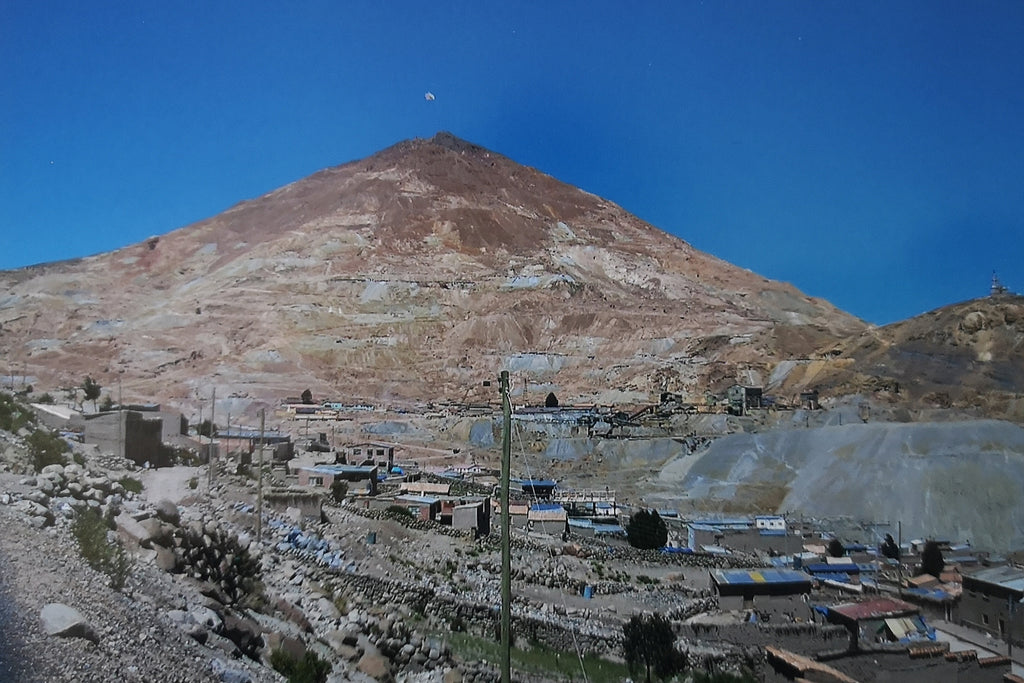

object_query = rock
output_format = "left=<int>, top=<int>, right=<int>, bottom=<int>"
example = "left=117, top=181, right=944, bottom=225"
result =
left=221, top=612, right=263, bottom=659
left=40, top=463, right=65, bottom=478
left=167, top=609, right=190, bottom=625
left=139, top=517, right=173, bottom=546
left=24, top=489, right=50, bottom=506
left=116, top=512, right=155, bottom=547
left=443, top=669, right=464, bottom=683
left=153, top=543, right=178, bottom=572
left=154, top=499, right=180, bottom=525
left=210, top=658, right=251, bottom=683
left=190, top=606, right=223, bottom=633
left=357, top=651, right=393, bottom=682
left=317, top=596, right=341, bottom=620
left=40, top=603, right=99, bottom=643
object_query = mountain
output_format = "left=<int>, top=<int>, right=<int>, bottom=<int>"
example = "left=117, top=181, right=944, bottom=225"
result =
left=0, top=132, right=894, bottom=415
left=774, top=294, right=1024, bottom=421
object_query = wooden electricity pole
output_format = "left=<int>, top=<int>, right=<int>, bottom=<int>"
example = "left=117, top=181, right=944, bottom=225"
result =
left=257, top=408, right=265, bottom=544
left=499, top=370, right=512, bottom=683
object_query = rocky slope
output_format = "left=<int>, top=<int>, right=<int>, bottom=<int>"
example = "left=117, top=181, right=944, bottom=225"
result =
left=772, top=294, right=1024, bottom=421
left=0, top=132, right=863, bottom=417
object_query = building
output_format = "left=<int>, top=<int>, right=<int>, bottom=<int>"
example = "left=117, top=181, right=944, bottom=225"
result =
left=710, top=568, right=812, bottom=603
left=527, top=503, right=568, bottom=536
left=755, top=515, right=786, bottom=531
left=960, top=565, right=1024, bottom=645
left=452, top=501, right=490, bottom=536
left=82, top=410, right=165, bottom=467
left=344, top=442, right=395, bottom=471
left=217, top=428, right=293, bottom=463
left=727, top=385, right=763, bottom=415
left=519, top=478, right=557, bottom=498
left=296, top=464, right=378, bottom=495
left=824, top=598, right=933, bottom=650
left=393, top=494, right=440, bottom=522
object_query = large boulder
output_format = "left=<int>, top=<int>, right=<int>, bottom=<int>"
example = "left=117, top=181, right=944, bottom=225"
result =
left=40, top=603, right=99, bottom=643
left=357, top=650, right=393, bottom=682
left=154, top=499, right=181, bottom=525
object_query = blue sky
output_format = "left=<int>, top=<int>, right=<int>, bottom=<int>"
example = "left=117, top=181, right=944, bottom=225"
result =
left=2, top=1, right=1022, bottom=325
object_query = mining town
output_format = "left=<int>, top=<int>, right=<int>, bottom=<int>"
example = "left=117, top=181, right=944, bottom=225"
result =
left=1, top=378, right=1022, bottom=683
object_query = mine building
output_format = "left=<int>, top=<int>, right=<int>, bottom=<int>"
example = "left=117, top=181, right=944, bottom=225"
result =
left=727, top=385, right=763, bottom=416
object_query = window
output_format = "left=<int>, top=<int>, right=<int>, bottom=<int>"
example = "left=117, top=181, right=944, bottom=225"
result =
left=982, top=614, right=989, bottom=625
left=309, top=476, right=324, bottom=486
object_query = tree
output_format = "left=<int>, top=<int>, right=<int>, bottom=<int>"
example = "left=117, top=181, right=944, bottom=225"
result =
left=623, top=612, right=684, bottom=683
left=99, top=394, right=114, bottom=412
left=545, top=392, right=559, bottom=408
left=197, top=419, right=216, bottom=437
left=827, top=538, right=845, bottom=558
left=880, top=533, right=900, bottom=560
left=81, top=376, right=101, bottom=411
left=330, top=480, right=348, bottom=504
left=301, top=388, right=313, bottom=405
left=626, top=509, right=668, bottom=550
left=920, top=540, right=945, bottom=578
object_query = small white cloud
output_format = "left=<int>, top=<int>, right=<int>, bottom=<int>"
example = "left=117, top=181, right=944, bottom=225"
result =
left=424, top=92, right=435, bottom=101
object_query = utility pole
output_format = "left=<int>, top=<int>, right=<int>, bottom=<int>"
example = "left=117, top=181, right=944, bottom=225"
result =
left=257, top=408, right=265, bottom=544
left=499, top=370, right=512, bottom=683
left=117, top=375, right=123, bottom=461
left=208, top=387, right=216, bottom=489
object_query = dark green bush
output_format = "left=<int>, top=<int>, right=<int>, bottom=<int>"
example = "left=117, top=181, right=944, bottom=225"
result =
left=71, top=509, right=133, bottom=590
left=330, top=480, right=348, bottom=503
left=385, top=504, right=414, bottom=518
left=269, top=648, right=331, bottom=683
left=0, top=392, right=34, bottom=433
left=118, top=476, right=143, bottom=495
left=27, top=428, right=68, bottom=472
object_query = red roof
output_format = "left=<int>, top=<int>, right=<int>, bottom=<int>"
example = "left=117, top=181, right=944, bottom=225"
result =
left=830, top=597, right=918, bottom=621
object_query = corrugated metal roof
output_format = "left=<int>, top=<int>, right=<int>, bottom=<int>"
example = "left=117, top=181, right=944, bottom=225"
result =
left=306, top=465, right=376, bottom=475
left=829, top=598, right=917, bottom=621
left=395, top=495, right=439, bottom=505
left=711, top=568, right=812, bottom=586
left=530, top=503, right=563, bottom=512
left=964, top=565, right=1024, bottom=593
left=806, top=563, right=860, bottom=574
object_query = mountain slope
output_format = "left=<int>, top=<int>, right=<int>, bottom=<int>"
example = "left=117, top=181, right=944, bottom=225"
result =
left=771, top=294, right=1024, bottom=420
left=3, top=132, right=864, bottom=413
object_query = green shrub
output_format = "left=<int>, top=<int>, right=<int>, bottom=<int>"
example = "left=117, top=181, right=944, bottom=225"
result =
left=269, top=648, right=331, bottom=683
left=27, top=428, right=68, bottom=472
left=36, top=392, right=54, bottom=404
left=71, top=509, right=133, bottom=590
left=118, top=476, right=143, bottom=495
left=625, top=509, right=668, bottom=550
left=330, top=480, right=348, bottom=503
left=0, top=392, right=34, bottom=433
left=188, top=477, right=198, bottom=490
